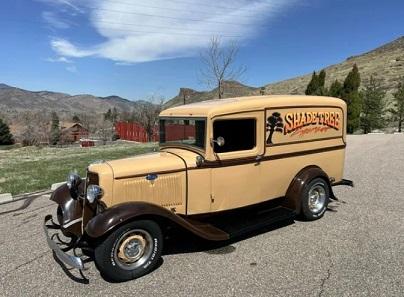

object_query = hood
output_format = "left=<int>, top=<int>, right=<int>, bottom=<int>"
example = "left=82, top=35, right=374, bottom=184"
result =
left=105, top=150, right=198, bottom=179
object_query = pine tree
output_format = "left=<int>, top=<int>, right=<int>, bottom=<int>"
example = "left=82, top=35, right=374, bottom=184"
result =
left=305, top=70, right=326, bottom=95
left=111, top=107, right=119, bottom=123
left=50, top=112, right=60, bottom=145
left=0, top=119, right=13, bottom=145
left=360, top=76, right=385, bottom=134
left=72, top=114, right=80, bottom=123
left=305, top=71, right=319, bottom=95
left=317, top=69, right=326, bottom=95
left=342, top=64, right=362, bottom=133
left=343, top=64, right=361, bottom=93
left=328, top=80, right=343, bottom=98
left=391, top=78, right=404, bottom=132
left=104, top=109, right=112, bottom=121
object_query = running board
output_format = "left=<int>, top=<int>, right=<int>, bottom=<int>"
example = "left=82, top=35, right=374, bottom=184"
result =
left=200, top=206, right=296, bottom=239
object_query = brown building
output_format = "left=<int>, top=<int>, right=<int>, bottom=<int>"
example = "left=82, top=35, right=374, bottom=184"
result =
left=61, top=123, right=89, bottom=143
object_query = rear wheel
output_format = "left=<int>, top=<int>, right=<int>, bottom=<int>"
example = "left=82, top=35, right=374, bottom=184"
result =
left=94, top=220, right=163, bottom=282
left=300, top=178, right=330, bottom=220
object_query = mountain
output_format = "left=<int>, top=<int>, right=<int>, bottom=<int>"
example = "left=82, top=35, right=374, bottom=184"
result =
left=0, top=84, right=139, bottom=116
left=165, top=81, right=261, bottom=108
left=264, top=36, right=404, bottom=96
left=165, top=36, right=404, bottom=108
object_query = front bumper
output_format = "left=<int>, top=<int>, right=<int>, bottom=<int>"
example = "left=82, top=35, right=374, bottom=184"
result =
left=44, top=215, right=84, bottom=270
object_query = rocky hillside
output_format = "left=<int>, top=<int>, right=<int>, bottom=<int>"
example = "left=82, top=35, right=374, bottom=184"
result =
left=265, top=36, right=404, bottom=96
left=0, top=83, right=139, bottom=115
left=165, top=35, right=404, bottom=108
left=165, top=81, right=261, bottom=108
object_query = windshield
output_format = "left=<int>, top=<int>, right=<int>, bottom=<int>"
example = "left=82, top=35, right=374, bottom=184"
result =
left=159, top=118, right=206, bottom=150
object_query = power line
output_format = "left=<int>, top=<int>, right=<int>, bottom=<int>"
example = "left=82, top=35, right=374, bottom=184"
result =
left=105, top=0, right=270, bottom=13
left=96, top=25, right=241, bottom=38
left=95, top=19, right=243, bottom=36
left=2, top=18, right=242, bottom=39
left=90, top=6, right=263, bottom=27
left=91, top=0, right=261, bottom=19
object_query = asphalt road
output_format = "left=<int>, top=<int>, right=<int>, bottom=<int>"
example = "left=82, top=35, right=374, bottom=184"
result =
left=0, top=135, right=403, bottom=297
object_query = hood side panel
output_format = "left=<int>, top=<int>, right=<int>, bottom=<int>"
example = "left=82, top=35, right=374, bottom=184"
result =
left=113, top=172, right=186, bottom=214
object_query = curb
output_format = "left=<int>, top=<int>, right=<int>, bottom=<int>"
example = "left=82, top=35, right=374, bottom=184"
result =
left=0, top=189, right=53, bottom=206
left=51, top=182, right=66, bottom=190
left=0, top=181, right=65, bottom=206
left=0, top=193, right=13, bottom=204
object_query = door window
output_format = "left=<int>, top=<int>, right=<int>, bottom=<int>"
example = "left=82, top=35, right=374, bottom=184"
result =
left=213, top=119, right=256, bottom=153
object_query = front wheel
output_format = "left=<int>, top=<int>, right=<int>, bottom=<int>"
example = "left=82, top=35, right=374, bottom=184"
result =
left=300, top=178, right=330, bottom=221
left=94, top=220, right=163, bottom=282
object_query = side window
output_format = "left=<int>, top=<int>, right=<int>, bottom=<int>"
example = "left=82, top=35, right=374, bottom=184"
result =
left=213, top=119, right=256, bottom=153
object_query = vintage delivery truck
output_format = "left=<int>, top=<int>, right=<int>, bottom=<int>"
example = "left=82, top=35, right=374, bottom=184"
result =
left=44, top=95, right=353, bottom=282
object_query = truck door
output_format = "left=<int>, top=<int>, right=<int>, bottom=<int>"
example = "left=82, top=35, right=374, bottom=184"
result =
left=210, top=111, right=264, bottom=212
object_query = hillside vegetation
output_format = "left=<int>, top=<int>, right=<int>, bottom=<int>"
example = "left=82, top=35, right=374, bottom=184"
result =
left=164, top=36, right=404, bottom=107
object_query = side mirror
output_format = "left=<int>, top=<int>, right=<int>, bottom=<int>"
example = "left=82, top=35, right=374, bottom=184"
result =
left=195, top=155, right=204, bottom=167
left=212, top=136, right=225, bottom=147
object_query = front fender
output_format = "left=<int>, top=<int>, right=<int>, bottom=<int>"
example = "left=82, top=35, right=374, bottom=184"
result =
left=85, top=202, right=229, bottom=241
left=50, top=183, right=84, bottom=237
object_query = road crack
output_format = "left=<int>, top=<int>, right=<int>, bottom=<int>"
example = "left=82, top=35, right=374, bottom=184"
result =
left=1, top=251, right=48, bottom=278
left=318, top=250, right=333, bottom=297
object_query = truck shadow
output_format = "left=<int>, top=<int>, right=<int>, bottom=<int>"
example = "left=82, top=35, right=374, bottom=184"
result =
left=55, top=218, right=294, bottom=284
left=163, top=218, right=295, bottom=256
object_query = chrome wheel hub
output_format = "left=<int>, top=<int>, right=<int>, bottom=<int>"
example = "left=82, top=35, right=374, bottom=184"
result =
left=118, top=235, right=146, bottom=263
left=114, top=229, right=153, bottom=270
left=308, top=183, right=326, bottom=213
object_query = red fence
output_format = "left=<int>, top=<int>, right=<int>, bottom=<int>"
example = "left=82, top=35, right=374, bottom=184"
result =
left=165, top=125, right=195, bottom=141
left=115, top=122, right=158, bottom=142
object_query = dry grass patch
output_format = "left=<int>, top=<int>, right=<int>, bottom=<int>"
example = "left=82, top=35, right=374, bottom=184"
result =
left=0, top=142, right=157, bottom=195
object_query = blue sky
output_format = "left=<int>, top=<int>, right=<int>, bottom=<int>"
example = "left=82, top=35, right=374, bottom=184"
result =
left=0, top=0, right=403, bottom=101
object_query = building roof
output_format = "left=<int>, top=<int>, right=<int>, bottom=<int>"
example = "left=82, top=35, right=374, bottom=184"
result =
left=61, top=123, right=88, bottom=133
left=160, top=95, right=346, bottom=118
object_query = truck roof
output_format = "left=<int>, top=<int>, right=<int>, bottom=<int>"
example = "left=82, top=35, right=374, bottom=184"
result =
left=160, top=95, right=346, bottom=118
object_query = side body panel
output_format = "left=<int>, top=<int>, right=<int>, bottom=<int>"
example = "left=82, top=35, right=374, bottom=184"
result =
left=261, top=105, right=346, bottom=201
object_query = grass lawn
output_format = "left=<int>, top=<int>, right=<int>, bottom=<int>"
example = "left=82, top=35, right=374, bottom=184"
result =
left=0, top=142, right=157, bottom=195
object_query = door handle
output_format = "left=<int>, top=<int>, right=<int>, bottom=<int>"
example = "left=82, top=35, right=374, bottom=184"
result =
left=255, top=154, right=264, bottom=162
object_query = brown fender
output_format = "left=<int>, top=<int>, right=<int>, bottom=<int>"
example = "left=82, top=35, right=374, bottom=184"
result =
left=283, top=165, right=334, bottom=214
left=85, top=201, right=229, bottom=241
left=50, top=183, right=96, bottom=237
left=50, top=183, right=84, bottom=237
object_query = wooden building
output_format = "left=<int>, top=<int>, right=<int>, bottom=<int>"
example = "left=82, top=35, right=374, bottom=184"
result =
left=61, top=123, right=89, bottom=143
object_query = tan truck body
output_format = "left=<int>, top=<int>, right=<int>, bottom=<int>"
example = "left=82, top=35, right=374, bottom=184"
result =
left=89, top=95, right=346, bottom=215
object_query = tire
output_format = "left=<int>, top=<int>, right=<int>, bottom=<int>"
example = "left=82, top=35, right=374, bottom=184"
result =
left=94, top=220, right=163, bottom=282
left=300, top=178, right=330, bottom=221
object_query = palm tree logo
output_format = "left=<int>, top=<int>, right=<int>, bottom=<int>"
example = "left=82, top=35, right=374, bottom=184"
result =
left=266, top=112, right=284, bottom=144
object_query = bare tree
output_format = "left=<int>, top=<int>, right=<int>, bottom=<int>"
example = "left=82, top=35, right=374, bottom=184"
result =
left=132, top=95, right=164, bottom=142
left=200, top=36, right=246, bottom=99
left=97, top=120, right=115, bottom=145
left=18, top=111, right=51, bottom=146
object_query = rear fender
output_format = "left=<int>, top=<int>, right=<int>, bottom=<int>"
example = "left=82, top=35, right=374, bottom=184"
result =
left=283, top=165, right=334, bottom=214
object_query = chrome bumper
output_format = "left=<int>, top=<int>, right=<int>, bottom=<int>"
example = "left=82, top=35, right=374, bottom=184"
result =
left=43, top=215, right=84, bottom=270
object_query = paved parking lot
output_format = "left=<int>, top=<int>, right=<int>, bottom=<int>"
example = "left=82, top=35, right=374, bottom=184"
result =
left=0, top=135, right=403, bottom=297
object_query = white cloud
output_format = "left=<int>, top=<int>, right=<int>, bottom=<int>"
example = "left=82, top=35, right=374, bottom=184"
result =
left=46, top=56, right=73, bottom=63
left=42, top=11, right=70, bottom=29
left=38, top=0, right=84, bottom=14
left=51, top=38, right=96, bottom=57
left=48, top=0, right=296, bottom=63
left=66, top=65, right=78, bottom=73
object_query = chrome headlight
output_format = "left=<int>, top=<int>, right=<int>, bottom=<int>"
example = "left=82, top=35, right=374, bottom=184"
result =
left=86, top=185, right=103, bottom=203
left=67, top=172, right=81, bottom=189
